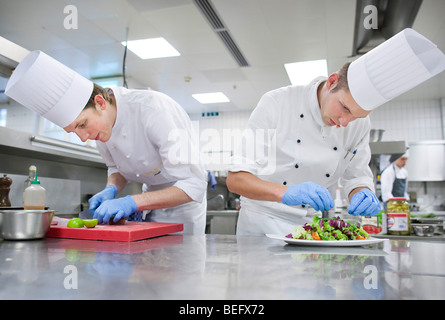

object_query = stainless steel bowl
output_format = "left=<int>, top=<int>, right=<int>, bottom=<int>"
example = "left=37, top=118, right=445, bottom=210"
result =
left=0, top=210, right=54, bottom=240
left=412, top=224, right=435, bottom=237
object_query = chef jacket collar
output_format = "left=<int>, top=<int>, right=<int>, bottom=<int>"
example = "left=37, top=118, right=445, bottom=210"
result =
left=108, top=87, right=125, bottom=140
left=306, top=76, right=335, bottom=138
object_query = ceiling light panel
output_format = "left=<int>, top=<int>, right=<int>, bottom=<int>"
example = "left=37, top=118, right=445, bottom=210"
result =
left=192, top=92, right=230, bottom=104
left=122, top=37, right=180, bottom=59
left=284, top=59, right=328, bottom=86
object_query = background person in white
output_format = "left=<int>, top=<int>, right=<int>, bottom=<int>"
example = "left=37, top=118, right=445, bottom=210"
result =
left=380, top=153, right=409, bottom=206
left=5, top=51, right=208, bottom=235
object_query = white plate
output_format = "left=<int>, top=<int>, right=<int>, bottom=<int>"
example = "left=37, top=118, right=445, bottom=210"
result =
left=266, top=234, right=385, bottom=247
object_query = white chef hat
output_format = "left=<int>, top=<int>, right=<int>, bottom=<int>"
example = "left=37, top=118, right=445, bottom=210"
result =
left=5, top=50, right=93, bottom=128
left=348, top=28, right=445, bottom=111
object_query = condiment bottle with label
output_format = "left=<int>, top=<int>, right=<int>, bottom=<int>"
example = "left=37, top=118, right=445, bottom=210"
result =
left=386, top=198, right=411, bottom=235
left=23, top=173, right=46, bottom=210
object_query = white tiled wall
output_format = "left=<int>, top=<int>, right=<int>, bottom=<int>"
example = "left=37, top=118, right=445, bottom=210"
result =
left=369, top=98, right=444, bottom=142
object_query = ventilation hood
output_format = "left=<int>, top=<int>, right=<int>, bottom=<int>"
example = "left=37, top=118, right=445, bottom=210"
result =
left=352, top=0, right=423, bottom=56
left=0, top=37, right=29, bottom=78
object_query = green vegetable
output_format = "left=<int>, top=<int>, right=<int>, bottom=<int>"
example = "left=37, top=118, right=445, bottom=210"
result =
left=67, top=218, right=84, bottom=228
left=288, top=216, right=370, bottom=241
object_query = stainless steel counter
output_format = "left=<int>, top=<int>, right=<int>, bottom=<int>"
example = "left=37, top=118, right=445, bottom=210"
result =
left=1, top=235, right=444, bottom=300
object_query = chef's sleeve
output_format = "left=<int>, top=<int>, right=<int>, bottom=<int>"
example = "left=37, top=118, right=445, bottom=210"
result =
left=228, top=92, right=278, bottom=176
left=339, top=125, right=376, bottom=199
left=142, top=94, right=207, bottom=203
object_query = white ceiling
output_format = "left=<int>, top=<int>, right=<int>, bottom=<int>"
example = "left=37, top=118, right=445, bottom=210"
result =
left=0, top=0, right=444, bottom=114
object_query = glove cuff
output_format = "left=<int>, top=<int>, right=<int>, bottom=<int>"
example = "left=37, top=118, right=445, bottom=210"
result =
left=105, top=185, right=118, bottom=197
left=124, top=195, right=138, bottom=212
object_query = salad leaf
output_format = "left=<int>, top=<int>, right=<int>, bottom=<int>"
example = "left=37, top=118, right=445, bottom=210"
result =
left=287, top=216, right=370, bottom=241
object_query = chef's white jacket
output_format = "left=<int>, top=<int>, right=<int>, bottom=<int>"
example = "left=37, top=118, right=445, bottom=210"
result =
left=229, top=77, right=375, bottom=235
left=380, top=164, right=409, bottom=202
left=96, top=87, right=208, bottom=234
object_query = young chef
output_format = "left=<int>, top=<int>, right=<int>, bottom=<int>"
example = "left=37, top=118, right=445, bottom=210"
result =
left=5, top=51, right=207, bottom=234
left=381, top=152, right=410, bottom=207
left=227, top=28, right=445, bottom=235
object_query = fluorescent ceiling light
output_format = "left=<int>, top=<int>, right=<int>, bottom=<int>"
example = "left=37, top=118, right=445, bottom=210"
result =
left=284, top=59, right=328, bottom=86
left=192, top=92, right=230, bottom=104
left=121, top=37, right=180, bottom=59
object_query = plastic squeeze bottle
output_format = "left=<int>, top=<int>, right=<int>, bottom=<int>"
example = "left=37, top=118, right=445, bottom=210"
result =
left=23, top=173, right=46, bottom=210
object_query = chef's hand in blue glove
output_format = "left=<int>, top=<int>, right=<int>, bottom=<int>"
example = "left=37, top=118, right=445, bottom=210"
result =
left=93, top=195, right=138, bottom=224
left=282, top=182, right=334, bottom=212
left=89, top=185, right=118, bottom=210
left=348, top=188, right=381, bottom=216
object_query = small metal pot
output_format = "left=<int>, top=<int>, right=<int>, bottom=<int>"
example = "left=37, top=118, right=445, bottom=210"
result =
left=0, top=210, right=54, bottom=240
left=412, top=224, right=435, bottom=237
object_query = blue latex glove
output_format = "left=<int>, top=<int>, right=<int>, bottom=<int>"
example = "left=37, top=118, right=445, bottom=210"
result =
left=94, top=195, right=138, bottom=224
left=348, top=188, right=381, bottom=216
left=89, top=185, right=118, bottom=210
left=282, top=182, right=334, bottom=212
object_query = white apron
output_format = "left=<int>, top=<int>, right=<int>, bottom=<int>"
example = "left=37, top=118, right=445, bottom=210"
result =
left=230, top=77, right=375, bottom=236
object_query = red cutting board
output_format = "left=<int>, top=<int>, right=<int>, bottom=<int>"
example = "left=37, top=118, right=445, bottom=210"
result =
left=46, top=221, right=183, bottom=242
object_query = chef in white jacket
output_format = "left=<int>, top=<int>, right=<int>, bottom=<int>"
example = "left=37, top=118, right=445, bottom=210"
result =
left=5, top=51, right=207, bottom=234
left=381, top=152, right=410, bottom=205
left=227, top=28, right=445, bottom=236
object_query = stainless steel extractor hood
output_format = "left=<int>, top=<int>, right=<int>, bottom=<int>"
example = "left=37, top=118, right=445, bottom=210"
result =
left=352, top=0, right=423, bottom=56
left=0, top=37, right=29, bottom=78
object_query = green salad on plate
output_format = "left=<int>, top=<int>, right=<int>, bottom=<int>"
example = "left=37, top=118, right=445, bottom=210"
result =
left=286, top=216, right=370, bottom=241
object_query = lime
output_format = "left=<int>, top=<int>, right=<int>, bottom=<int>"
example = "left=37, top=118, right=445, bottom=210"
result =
left=67, top=218, right=84, bottom=228
left=83, top=219, right=98, bottom=228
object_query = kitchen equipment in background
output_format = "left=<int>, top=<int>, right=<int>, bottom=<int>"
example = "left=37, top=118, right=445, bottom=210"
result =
left=404, top=140, right=445, bottom=181
left=412, top=225, right=434, bottom=237
left=369, top=129, right=385, bottom=142
left=0, top=209, right=54, bottom=240
left=0, top=174, right=12, bottom=207
left=411, top=216, right=444, bottom=235
left=207, top=194, right=225, bottom=210
left=46, top=221, right=183, bottom=242
left=23, top=173, right=46, bottom=210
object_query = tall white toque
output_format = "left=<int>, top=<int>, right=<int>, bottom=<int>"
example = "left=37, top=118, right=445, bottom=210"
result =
left=348, top=28, right=445, bottom=111
left=5, top=50, right=94, bottom=128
